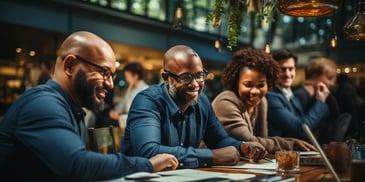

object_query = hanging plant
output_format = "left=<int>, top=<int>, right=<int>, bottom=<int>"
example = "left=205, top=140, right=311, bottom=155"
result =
left=207, top=0, right=277, bottom=50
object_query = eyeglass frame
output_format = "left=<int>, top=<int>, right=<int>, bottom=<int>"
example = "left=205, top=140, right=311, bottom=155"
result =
left=74, top=55, right=115, bottom=80
left=164, top=69, right=208, bottom=85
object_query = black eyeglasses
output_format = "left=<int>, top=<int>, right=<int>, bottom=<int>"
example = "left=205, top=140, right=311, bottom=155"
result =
left=164, top=69, right=208, bottom=85
left=75, top=55, right=115, bottom=80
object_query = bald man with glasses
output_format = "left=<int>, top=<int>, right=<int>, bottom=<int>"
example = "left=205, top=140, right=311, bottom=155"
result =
left=121, top=45, right=267, bottom=169
left=0, top=31, right=178, bottom=181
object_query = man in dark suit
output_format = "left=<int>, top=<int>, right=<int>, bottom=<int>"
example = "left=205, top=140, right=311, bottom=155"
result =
left=266, top=49, right=330, bottom=141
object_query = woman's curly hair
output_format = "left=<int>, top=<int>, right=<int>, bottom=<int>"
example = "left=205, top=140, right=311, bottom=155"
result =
left=221, top=47, right=280, bottom=93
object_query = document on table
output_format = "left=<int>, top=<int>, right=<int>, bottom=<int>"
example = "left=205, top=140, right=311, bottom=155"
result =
left=213, top=160, right=277, bottom=170
left=300, top=151, right=320, bottom=155
left=114, top=169, right=256, bottom=182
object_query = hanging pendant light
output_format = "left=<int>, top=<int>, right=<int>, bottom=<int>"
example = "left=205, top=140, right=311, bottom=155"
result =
left=277, top=0, right=342, bottom=17
left=343, top=1, right=365, bottom=40
left=264, top=42, right=271, bottom=54
left=173, top=7, right=184, bottom=29
left=214, top=39, right=221, bottom=49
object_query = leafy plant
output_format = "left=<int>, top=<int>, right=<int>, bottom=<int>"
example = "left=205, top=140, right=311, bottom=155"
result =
left=207, top=0, right=277, bottom=50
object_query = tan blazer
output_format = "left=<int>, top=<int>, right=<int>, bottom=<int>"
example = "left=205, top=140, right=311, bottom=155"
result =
left=212, top=90, right=295, bottom=153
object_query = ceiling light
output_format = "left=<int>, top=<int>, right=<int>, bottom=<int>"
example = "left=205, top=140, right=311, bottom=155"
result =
left=277, top=0, right=342, bottom=17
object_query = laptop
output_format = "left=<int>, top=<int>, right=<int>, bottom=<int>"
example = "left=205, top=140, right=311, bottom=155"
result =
left=300, top=151, right=324, bottom=165
left=302, top=123, right=341, bottom=182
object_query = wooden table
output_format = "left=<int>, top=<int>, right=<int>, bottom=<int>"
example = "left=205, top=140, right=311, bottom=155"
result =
left=195, top=157, right=351, bottom=182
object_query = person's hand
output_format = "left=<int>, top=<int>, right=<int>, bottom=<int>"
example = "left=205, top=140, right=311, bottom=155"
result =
left=211, top=146, right=240, bottom=166
left=314, top=82, right=330, bottom=103
left=149, top=153, right=179, bottom=172
left=240, top=142, right=267, bottom=163
left=293, top=139, right=318, bottom=151
left=109, top=109, right=120, bottom=121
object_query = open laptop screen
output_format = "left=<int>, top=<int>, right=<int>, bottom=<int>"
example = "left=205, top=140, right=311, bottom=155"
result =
left=302, top=123, right=341, bottom=182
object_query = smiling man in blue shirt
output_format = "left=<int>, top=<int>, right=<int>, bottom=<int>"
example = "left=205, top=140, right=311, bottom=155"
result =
left=0, top=31, right=178, bottom=181
left=121, top=45, right=267, bottom=168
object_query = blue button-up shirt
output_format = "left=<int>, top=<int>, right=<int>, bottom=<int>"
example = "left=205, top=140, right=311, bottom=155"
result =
left=0, top=80, right=153, bottom=181
left=121, top=83, right=242, bottom=168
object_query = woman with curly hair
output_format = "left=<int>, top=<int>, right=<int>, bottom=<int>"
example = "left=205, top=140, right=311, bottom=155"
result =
left=212, top=47, right=317, bottom=153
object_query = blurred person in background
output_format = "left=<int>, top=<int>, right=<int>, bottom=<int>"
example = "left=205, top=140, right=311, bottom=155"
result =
left=37, top=57, right=55, bottom=85
left=294, top=57, right=351, bottom=144
left=212, top=47, right=316, bottom=153
left=334, top=74, right=364, bottom=140
left=114, top=62, right=149, bottom=115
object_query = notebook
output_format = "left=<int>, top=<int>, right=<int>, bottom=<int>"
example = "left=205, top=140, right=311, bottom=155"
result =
left=299, top=151, right=324, bottom=165
left=302, top=123, right=341, bottom=182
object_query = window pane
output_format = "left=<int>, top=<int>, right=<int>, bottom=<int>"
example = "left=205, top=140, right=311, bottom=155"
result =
left=131, top=0, right=147, bottom=15
left=147, top=0, right=166, bottom=21
left=111, top=0, right=127, bottom=10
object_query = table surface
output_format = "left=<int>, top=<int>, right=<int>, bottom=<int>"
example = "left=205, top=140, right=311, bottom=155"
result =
left=195, top=155, right=351, bottom=182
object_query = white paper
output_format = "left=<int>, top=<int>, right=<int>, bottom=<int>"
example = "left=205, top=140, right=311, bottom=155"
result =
left=108, top=169, right=256, bottom=182
left=299, top=151, right=320, bottom=155
left=151, top=169, right=255, bottom=181
left=213, top=160, right=277, bottom=170
left=124, top=172, right=161, bottom=180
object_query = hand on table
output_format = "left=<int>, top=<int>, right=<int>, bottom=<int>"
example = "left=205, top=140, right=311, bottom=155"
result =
left=240, top=142, right=267, bottom=163
left=293, top=139, right=318, bottom=151
left=211, top=146, right=240, bottom=166
left=149, top=153, right=179, bottom=172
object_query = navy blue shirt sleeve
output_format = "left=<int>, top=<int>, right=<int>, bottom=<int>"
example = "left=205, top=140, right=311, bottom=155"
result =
left=121, top=84, right=242, bottom=168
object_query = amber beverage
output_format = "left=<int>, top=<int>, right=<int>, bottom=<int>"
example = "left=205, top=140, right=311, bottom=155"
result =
left=276, top=151, right=300, bottom=173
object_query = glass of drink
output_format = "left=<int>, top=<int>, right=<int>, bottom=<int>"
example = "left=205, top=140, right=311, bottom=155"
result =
left=276, top=150, right=300, bottom=173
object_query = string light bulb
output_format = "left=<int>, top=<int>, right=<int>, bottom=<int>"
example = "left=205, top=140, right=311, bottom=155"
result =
left=330, top=35, right=337, bottom=48
left=264, top=43, right=271, bottom=54
left=173, top=7, right=184, bottom=29
left=214, top=39, right=221, bottom=49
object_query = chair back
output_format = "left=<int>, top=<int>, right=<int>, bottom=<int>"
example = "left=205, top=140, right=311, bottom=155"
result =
left=88, top=125, right=122, bottom=154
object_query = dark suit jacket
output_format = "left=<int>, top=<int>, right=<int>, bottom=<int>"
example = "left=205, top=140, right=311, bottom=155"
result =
left=266, top=87, right=328, bottom=141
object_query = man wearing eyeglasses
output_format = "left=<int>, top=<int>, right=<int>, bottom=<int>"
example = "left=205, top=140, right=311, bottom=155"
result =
left=121, top=45, right=267, bottom=168
left=0, top=31, right=178, bottom=181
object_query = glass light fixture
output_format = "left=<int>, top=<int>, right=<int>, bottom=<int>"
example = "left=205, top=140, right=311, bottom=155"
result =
left=343, top=1, right=365, bottom=40
left=330, top=16, right=338, bottom=48
left=264, top=43, right=271, bottom=54
left=214, top=39, right=221, bottom=49
left=172, top=7, right=184, bottom=29
left=277, top=0, right=342, bottom=17
left=330, top=35, right=337, bottom=48
left=214, top=38, right=224, bottom=52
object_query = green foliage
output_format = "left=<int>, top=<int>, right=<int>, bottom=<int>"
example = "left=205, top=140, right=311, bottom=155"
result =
left=207, top=0, right=277, bottom=50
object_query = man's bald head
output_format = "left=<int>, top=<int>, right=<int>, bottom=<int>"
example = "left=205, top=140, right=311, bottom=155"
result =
left=57, top=31, right=115, bottom=64
left=52, top=31, right=116, bottom=110
left=163, top=45, right=202, bottom=73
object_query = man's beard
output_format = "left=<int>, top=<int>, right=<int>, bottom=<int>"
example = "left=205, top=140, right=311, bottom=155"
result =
left=168, top=79, right=199, bottom=106
left=73, top=70, right=105, bottom=112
